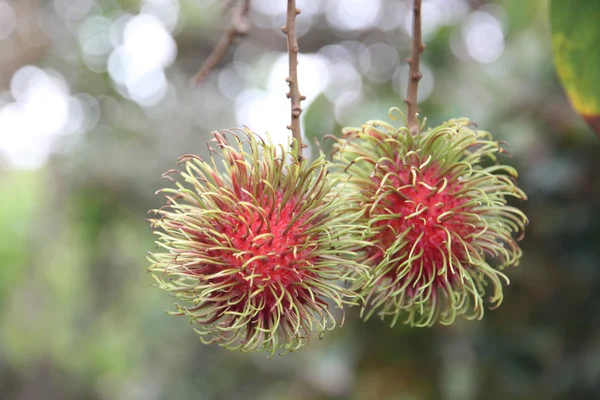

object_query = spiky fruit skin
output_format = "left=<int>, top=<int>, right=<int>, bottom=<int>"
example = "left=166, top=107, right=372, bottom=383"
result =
left=332, top=110, right=528, bottom=327
left=148, top=129, right=367, bottom=356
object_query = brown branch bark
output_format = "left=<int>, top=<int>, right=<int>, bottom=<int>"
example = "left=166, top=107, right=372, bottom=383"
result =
left=282, top=0, right=305, bottom=154
left=405, top=0, right=425, bottom=135
left=191, top=0, right=251, bottom=85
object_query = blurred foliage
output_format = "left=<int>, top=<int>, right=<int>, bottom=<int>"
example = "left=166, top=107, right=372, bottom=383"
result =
left=0, top=0, right=600, bottom=400
left=550, top=0, right=600, bottom=134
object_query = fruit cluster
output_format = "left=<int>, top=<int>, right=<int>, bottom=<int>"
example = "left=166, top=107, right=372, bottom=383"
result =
left=148, top=110, right=527, bottom=356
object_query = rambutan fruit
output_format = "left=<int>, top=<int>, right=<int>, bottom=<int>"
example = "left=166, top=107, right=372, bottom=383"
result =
left=331, top=109, right=528, bottom=327
left=148, top=129, right=367, bottom=355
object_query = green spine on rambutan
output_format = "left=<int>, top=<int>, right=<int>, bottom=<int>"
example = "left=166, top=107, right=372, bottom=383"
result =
left=148, top=128, right=367, bottom=356
left=331, top=108, right=528, bottom=327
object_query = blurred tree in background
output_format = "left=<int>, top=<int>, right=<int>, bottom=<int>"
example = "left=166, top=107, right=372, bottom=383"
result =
left=0, top=0, right=599, bottom=399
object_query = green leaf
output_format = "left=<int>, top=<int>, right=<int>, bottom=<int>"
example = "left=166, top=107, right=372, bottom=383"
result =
left=550, top=0, right=600, bottom=134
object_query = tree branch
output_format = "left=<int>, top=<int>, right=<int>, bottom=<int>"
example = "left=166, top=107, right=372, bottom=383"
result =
left=282, top=0, right=305, bottom=154
left=191, top=0, right=251, bottom=85
left=405, top=0, right=425, bottom=135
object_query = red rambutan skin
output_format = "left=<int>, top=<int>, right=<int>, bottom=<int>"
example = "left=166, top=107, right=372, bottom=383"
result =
left=149, top=129, right=366, bottom=354
left=332, top=115, right=528, bottom=327
left=208, top=194, right=315, bottom=316
left=169, top=189, right=321, bottom=332
left=219, top=197, right=313, bottom=289
left=368, top=159, right=476, bottom=296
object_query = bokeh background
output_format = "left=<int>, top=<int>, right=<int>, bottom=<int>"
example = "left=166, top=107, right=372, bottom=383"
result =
left=1, top=0, right=599, bottom=399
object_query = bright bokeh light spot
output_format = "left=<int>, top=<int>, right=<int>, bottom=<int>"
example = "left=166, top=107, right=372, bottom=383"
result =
left=333, top=85, right=379, bottom=126
left=107, top=13, right=176, bottom=107
left=323, top=60, right=362, bottom=103
left=318, top=43, right=365, bottom=100
left=218, top=65, right=246, bottom=100
left=252, top=0, right=324, bottom=16
left=463, top=12, right=505, bottom=63
left=235, top=54, right=330, bottom=146
left=73, top=93, right=101, bottom=132
left=267, top=54, right=330, bottom=105
left=141, top=0, right=180, bottom=33
left=326, top=0, right=381, bottom=32
left=297, top=0, right=325, bottom=16
left=333, top=90, right=362, bottom=122
left=19, top=82, right=69, bottom=136
left=251, top=0, right=287, bottom=15
left=250, top=0, right=314, bottom=35
left=53, top=0, right=93, bottom=21
left=393, top=63, right=435, bottom=103
left=235, top=89, right=282, bottom=139
left=110, top=14, right=133, bottom=48
left=295, top=11, right=313, bottom=38
left=365, top=42, right=399, bottom=82
left=320, top=44, right=354, bottom=66
left=127, top=68, right=168, bottom=107
left=479, top=3, right=509, bottom=35
left=0, top=1, right=17, bottom=40
left=0, top=67, right=89, bottom=169
left=378, top=1, right=404, bottom=31
left=419, top=1, right=444, bottom=39
left=123, top=14, right=176, bottom=71
left=10, top=66, right=58, bottom=102
left=435, top=0, right=470, bottom=24
left=79, top=17, right=113, bottom=56
left=403, top=0, right=470, bottom=39
left=79, top=16, right=113, bottom=72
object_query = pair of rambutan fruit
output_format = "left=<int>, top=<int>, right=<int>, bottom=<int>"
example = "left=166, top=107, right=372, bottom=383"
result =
left=148, top=108, right=527, bottom=356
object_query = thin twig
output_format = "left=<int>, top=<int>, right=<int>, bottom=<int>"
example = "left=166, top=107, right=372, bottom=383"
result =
left=191, top=0, right=251, bottom=85
left=405, top=0, right=425, bottom=135
left=282, top=0, right=305, bottom=154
